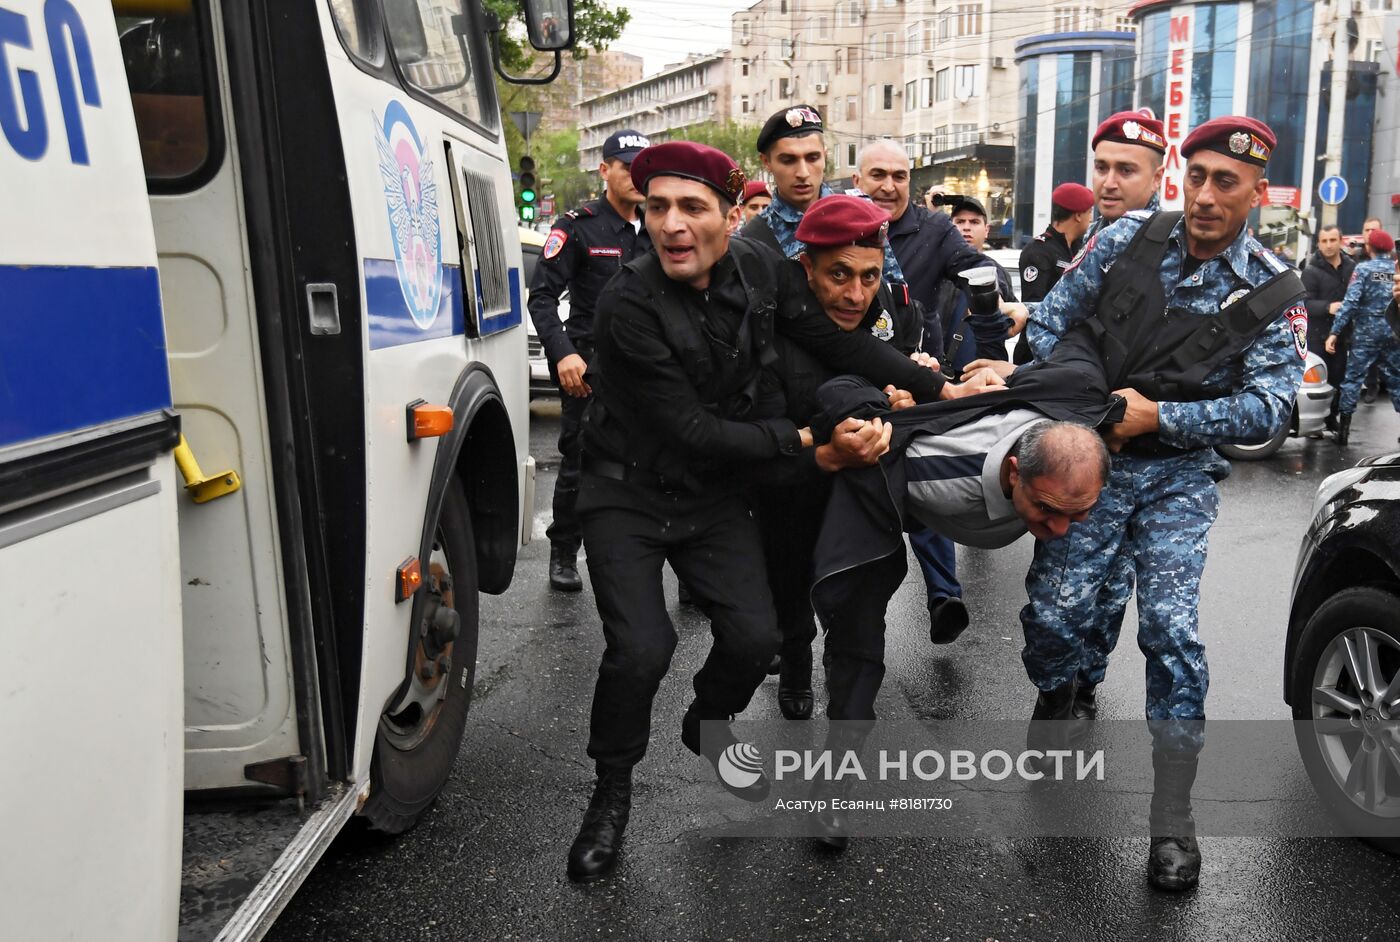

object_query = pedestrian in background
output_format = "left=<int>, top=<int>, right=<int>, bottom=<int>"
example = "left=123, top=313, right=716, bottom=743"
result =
left=528, top=129, right=651, bottom=592
left=1302, top=224, right=1355, bottom=432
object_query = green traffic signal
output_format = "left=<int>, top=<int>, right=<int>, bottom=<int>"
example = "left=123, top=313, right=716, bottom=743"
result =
left=519, top=154, right=537, bottom=206
left=520, top=187, right=537, bottom=204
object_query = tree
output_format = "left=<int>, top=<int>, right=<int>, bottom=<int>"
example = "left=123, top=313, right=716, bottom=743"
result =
left=673, top=121, right=765, bottom=179
left=529, top=128, right=598, bottom=211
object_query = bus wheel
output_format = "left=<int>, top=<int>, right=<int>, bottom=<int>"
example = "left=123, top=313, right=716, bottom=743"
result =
left=361, top=476, right=480, bottom=835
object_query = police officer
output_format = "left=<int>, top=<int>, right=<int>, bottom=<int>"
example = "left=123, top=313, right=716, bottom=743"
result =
left=567, top=143, right=960, bottom=884
left=1019, top=183, right=1094, bottom=304
left=742, top=105, right=904, bottom=284
left=1021, top=116, right=1306, bottom=891
left=740, top=180, right=772, bottom=223
left=528, top=129, right=651, bottom=592
left=1327, top=228, right=1400, bottom=444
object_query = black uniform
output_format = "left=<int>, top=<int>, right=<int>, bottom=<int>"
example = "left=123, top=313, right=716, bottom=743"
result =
left=527, top=198, right=650, bottom=556
left=579, top=241, right=943, bottom=770
left=1013, top=223, right=1079, bottom=364
left=886, top=200, right=994, bottom=324
left=1018, top=224, right=1079, bottom=303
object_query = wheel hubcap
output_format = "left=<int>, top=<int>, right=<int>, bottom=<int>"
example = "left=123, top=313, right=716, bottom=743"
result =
left=1311, top=626, right=1400, bottom=817
left=381, top=533, right=457, bottom=751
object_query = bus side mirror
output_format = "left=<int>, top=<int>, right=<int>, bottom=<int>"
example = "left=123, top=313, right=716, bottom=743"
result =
left=522, top=0, right=574, bottom=52
left=383, top=0, right=428, bottom=65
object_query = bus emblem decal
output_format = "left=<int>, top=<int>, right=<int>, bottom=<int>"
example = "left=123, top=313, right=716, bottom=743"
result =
left=375, top=102, right=442, bottom=330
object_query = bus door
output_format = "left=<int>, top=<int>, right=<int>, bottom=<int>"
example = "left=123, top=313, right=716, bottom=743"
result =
left=116, top=1, right=302, bottom=789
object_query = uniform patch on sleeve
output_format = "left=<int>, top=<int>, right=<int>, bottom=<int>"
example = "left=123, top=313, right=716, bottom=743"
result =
left=543, top=229, right=568, bottom=260
left=1022, top=265, right=1039, bottom=283
left=1063, top=235, right=1095, bottom=274
left=871, top=311, right=895, bottom=341
left=1286, top=303, right=1308, bottom=360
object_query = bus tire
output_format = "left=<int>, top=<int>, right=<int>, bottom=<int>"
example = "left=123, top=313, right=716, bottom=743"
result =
left=359, top=475, right=480, bottom=835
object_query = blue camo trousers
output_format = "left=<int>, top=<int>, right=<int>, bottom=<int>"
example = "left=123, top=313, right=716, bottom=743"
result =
left=1020, top=454, right=1219, bottom=723
left=1337, top=329, right=1400, bottom=415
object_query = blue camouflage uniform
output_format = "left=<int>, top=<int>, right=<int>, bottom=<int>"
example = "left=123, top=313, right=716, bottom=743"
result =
left=760, top=184, right=906, bottom=283
left=1021, top=210, right=1304, bottom=728
left=1331, top=256, right=1400, bottom=415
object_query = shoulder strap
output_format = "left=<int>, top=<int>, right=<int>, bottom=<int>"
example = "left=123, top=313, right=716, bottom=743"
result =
left=729, top=239, right=780, bottom=367
left=1098, top=211, right=1182, bottom=326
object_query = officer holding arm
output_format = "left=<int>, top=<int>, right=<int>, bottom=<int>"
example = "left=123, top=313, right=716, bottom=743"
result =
left=528, top=129, right=651, bottom=592
left=1021, top=116, right=1306, bottom=892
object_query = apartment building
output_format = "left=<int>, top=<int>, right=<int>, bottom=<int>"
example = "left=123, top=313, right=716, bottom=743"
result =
left=725, top=1, right=1135, bottom=225
left=577, top=53, right=734, bottom=167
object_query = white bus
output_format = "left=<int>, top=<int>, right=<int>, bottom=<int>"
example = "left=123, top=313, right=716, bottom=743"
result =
left=0, top=1, right=569, bottom=938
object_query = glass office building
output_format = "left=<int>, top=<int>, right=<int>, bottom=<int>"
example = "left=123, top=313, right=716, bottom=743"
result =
left=1012, top=32, right=1136, bottom=246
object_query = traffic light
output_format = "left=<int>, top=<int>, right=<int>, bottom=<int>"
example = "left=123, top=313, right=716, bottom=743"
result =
left=518, top=155, right=537, bottom=220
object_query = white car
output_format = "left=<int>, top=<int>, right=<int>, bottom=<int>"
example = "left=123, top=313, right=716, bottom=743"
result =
left=520, top=228, right=567, bottom=398
left=1217, top=351, right=1334, bottom=461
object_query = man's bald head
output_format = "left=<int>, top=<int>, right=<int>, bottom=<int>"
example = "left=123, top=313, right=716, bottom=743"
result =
left=1006, top=421, right=1109, bottom=541
left=852, top=141, right=912, bottom=221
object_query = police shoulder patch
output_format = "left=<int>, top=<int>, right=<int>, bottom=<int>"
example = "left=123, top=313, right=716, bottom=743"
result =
left=1286, top=303, right=1308, bottom=360
left=1023, top=265, right=1039, bottom=283
left=871, top=311, right=895, bottom=341
left=543, top=229, right=568, bottom=259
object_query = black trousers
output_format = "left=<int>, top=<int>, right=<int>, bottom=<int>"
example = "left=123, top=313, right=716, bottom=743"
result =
left=815, top=545, right=908, bottom=721
left=546, top=390, right=588, bottom=554
left=579, top=473, right=781, bottom=770
left=755, top=477, right=831, bottom=659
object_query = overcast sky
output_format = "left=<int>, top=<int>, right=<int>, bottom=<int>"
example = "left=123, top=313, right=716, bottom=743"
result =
left=610, top=0, right=754, bottom=74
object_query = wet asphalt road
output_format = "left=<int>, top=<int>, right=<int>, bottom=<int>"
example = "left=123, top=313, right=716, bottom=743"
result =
left=270, top=398, right=1400, bottom=942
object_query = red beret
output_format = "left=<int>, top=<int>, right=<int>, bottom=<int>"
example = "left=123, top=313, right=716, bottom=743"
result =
left=794, top=194, right=890, bottom=250
left=1092, top=110, right=1166, bottom=153
left=1051, top=182, right=1094, bottom=213
left=1368, top=229, right=1395, bottom=253
left=1181, top=116, right=1276, bottom=167
left=629, top=141, right=747, bottom=205
left=741, top=180, right=772, bottom=203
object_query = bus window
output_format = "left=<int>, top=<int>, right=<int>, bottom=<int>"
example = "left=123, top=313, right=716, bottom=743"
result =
left=384, top=0, right=497, bottom=131
left=328, top=0, right=382, bottom=64
left=115, top=1, right=220, bottom=187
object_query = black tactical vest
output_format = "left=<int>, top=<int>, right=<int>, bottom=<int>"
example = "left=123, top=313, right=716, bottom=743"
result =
left=1088, top=211, right=1305, bottom=403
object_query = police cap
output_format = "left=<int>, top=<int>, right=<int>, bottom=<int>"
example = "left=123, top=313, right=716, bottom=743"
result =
left=794, top=194, right=890, bottom=250
left=756, top=105, right=824, bottom=153
left=1181, top=116, right=1275, bottom=168
left=602, top=129, right=651, bottom=164
left=629, top=141, right=746, bottom=205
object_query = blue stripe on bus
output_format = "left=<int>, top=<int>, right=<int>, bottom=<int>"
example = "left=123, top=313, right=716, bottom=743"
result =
left=0, top=264, right=171, bottom=450
left=365, top=259, right=522, bottom=349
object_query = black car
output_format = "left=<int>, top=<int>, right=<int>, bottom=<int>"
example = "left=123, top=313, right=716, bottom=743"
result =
left=1286, top=450, right=1400, bottom=852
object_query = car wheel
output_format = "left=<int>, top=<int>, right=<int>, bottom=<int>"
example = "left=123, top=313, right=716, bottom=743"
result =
left=1290, top=586, right=1400, bottom=854
left=1216, top=405, right=1294, bottom=461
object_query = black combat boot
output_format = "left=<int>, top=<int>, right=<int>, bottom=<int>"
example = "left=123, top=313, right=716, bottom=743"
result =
left=778, top=645, right=814, bottom=720
left=567, top=766, right=632, bottom=883
left=1073, top=682, right=1098, bottom=721
left=1025, top=682, right=1082, bottom=775
left=681, top=699, right=771, bottom=801
left=1147, top=750, right=1201, bottom=891
left=1337, top=413, right=1352, bottom=447
left=549, top=545, right=583, bottom=592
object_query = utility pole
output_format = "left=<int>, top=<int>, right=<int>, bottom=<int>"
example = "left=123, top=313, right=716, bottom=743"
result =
left=1320, top=0, right=1350, bottom=228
